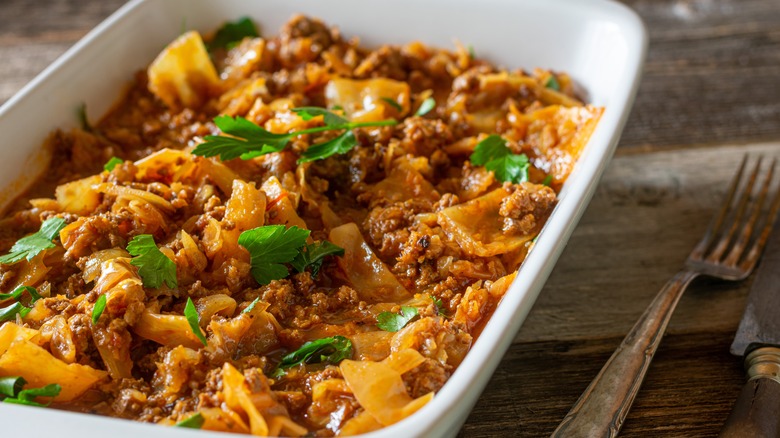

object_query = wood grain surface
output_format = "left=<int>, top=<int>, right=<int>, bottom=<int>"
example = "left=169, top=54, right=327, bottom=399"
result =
left=2, top=0, right=780, bottom=436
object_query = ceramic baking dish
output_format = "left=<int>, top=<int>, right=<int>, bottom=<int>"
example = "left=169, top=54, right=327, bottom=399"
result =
left=0, top=0, right=646, bottom=436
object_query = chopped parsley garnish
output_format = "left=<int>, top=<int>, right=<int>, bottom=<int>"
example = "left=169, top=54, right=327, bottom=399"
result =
left=175, top=412, right=205, bottom=429
left=380, top=97, right=403, bottom=112
left=91, top=294, right=107, bottom=325
left=0, top=286, right=41, bottom=323
left=545, top=75, right=560, bottom=91
left=290, top=241, right=345, bottom=278
left=242, top=297, right=261, bottom=314
left=294, top=106, right=348, bottom=125
left=191, top=109, right=397, bottom=163
left=77, top=103, right=92, bottom=132
left=0, top=285, right=41, bottom=302
left=0, top=217, right=67, bottom=265
left=415, top=97, right=436, bottom=117
left=103, top=157, right=123, bottom=172
left=273, top=335, right=353, bottom=377
left=208, top=17, right=259, bottom=51
left=127, top=235, right=178, bottom=289
left=470, top=135, right=530, bottom=184
left=0, top=377, right=61, bottom=407
left=430, top=295, right=448, bottom=317
left=542, top=175, right=553, bottom=186
left=238, top=225, right=310, bottom=285
left=184, top=297, right=207, bottom=346
left=238, top=225, right=345, bottom=285
left=377, top=306, right=419, bottom=332
left=468, top=45, right=475, bottom=60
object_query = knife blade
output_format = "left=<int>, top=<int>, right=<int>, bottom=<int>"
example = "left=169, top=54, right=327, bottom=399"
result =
left=720, top=221, right=780, bottom=438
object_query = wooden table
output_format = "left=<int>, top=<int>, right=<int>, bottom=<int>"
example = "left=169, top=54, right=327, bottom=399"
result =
left=2, top=0, right=779, bottom=436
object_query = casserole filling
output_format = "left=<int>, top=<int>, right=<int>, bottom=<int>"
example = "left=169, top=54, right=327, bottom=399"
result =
left=0, top=15, right=601, bottom=436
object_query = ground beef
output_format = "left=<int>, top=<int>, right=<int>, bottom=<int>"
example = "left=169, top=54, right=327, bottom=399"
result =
left=498, top=183, right=557, bottom=235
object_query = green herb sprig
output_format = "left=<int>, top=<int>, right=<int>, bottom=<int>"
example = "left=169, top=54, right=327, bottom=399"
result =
left=377, top=306, right=419, bottom=332
left=0, top=285, right=41, bottom=323
left=430, top=295, right=448, bottom=317
left=238, top=225, right=344, bottom=285
left=208, top=17, right=259, bottom=52
left=91, top=294, right=107, bottom=325
left=0, top=217, right=67, bottom=265
left=290, top=241, right=345, bottom=278
left=127, top=235, right=178, bottom=289
left=184, top=297, right=208, bottom=346
left=192, top=108, right=397, bottom=163
left=380, top=97, right=403, bottom=112
left=0, top=377, right=61, bottom=407
left=103, top=157, right=123, bottom=172
left=470, top=135, right=530, bottom=184
left=545, top=75, right=561, bottom=91
left=272, top=335, right=352, bottom=378
left=242, top=297, right=261, bottom=314
left=415, top=97, right=436, bottom=117
left=175, top=412, right=205, bottom=429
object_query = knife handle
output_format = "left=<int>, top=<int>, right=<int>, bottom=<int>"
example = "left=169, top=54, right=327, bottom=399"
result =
left=720, top=346, right=780, bottom=438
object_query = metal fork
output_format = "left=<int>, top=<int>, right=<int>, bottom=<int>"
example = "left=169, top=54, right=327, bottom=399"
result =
left=551, top=156, right=780, bottom=438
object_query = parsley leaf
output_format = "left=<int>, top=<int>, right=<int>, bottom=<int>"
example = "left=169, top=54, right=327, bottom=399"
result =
left=184, top=297, right=208, bottom=346
left=192, top=110, right=397, bottom=163
left=542, top=175, right=553, bottom=186
left=0, top=377, right=61, bottom=407
left=175, top=412, right=205, bottom=429
left=415, top=97, right=436, bottom=117
left=290, top=241, right=345, bottom=278
left=292, top=107, right=348, bottom=125
left=92, top=294, right=107, bottom=325
left=77, top=103, right=92, bottom=132
left=193, top=115, right=291, bottom=161
left=0, top=285, right=42, bottom=323
left=485, top=154, right=530, bottom=184
left=380, top=97, right=403, bottom=112
left=238, top=225, right=310, bottom=285
left=274, top=335, right=352, bottom=376
left=470, top=135, right=530, bottom=184
left=0, top=285, right=41, bottom=302
left=430, top=295, right=448, bottom=317
left=103, top=157, right=123, bottom=172
left=208, top=17, right=259, bottom=51
left=297, top=131, right=357, bottom=163
left=0, top=217, right=67, bottom=265
left=127, top=235, right=177, bottom=289
left=545, top=75, right=561, bottom=91
left=377, top=306, right=419, bottom=332
left=242, top=297, right=261, bottom=314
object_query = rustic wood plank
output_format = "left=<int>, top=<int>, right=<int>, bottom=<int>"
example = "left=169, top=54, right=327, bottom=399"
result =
left=619, top=0, right=780, bottom=149
left=460, top=331, right=745, bottom=437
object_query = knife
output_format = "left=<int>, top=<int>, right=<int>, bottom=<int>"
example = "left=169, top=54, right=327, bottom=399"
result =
left=720, top=221, right=780, bottom=438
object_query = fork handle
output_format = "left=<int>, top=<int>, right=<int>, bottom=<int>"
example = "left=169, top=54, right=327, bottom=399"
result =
left=550, top=270, right=699, bottom=438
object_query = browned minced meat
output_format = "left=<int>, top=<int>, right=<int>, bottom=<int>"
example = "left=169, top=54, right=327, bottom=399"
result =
left=499, top=183, right=557, bottom=235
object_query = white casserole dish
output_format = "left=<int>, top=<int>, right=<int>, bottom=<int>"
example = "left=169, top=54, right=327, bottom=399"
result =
left=0, top=0, right=647, bottom=436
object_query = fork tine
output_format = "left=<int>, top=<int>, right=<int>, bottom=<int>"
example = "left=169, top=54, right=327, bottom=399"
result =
left=724, top=158, right=776, bottom=266
left=689, top=155, right=748, bottom=260
left=707, top=157, right=762, bottom=262
left=739, top=159, right=780, bottom=272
